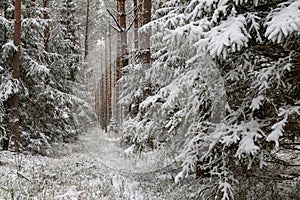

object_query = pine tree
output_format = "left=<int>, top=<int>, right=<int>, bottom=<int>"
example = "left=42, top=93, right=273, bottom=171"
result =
left=1, top=0, right=94, bottom=153
left=121, top=0, right=300, bottom=198
left=0, top=0, right=14, bottom=149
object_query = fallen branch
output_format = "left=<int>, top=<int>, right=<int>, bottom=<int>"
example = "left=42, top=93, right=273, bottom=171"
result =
left=17, top=171, right=31, bottom=182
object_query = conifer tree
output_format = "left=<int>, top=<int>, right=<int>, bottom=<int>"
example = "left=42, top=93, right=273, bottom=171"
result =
left=121, top=0, right=300, bottom=198
left=1, top=0, right=94, bottom=152
left=0, top=0, right=13, bottom=149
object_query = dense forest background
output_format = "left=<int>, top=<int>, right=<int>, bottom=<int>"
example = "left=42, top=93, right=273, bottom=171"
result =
left=1, top=0, right=299, bottom=199
left=0, top=0, right=98, bottom=155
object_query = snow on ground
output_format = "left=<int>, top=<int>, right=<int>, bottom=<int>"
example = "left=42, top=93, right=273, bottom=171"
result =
left=0, top=128, right=203, bottom=200
left=81, top=128, right=176, bottom=174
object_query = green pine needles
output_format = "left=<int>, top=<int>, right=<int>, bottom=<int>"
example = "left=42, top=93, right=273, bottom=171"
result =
left=120, top=0, right=300, bottom=199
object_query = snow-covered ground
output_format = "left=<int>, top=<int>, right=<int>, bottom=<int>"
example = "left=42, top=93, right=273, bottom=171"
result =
left=0, top=128, right=202, bottom=199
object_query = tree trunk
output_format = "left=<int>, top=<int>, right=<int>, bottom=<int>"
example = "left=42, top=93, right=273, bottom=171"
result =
left=100, top=73, right=107, bottom=129
left=84, top=0, right=90, bottom=60
left=98, top=43, right=107, bottom=130
left=115, top=0, right=128, bottom=124
left=11, top=0, right=22, bottom=151
left=93, top=76, right=97, bottom=113
left=141, top=0, right=152, bottom=99
left=138, top=0, right=143, bottom=48
left=44, top=0, right=50, bottom=54
left=133, top=0, right=139, bottom=49
left=111, top=31, right=117, bottom=124
left=95, top=80, right=100, bottom=124
left=105, top=32, right=111, bottom=128
left=141, top=0, right=151, bottom=66
left=104, top=39, right=108, bottom=131
left=107, top=26, right=112, bottom=124
left=115, top=0, right=121, bottom=124
left=116, top=0, right=128, bottom=81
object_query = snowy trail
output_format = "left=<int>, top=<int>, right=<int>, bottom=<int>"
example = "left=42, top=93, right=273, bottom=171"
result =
left=0, top=128, right=199, bottom=200
left=80, top=128, right=174, bottom=176
left=78, top=128, right=179, bottom=199
left=79, top=128, right=182, bottom=188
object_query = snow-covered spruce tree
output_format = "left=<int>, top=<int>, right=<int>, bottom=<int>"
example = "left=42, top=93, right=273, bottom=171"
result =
left=121, top=0, right=300, bottom=199
left=0, top=0, right=16, bottom=149
left=22, top=0, right=95, bottom=153
left=1, top=0, right=94, bottom=153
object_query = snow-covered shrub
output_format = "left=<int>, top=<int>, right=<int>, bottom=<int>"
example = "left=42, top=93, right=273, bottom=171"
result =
left=121, top=0, right=300, bottom=199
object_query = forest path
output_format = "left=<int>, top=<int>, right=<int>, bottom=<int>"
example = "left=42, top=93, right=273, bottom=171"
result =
left=80, top=127, right=173, bottom=175
left=77, top=127, right=178, bottom=199
left=0, top=128, right=198, bottom=199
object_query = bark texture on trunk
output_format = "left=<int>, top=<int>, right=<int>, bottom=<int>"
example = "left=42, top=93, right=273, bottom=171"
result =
left=44, top=0, right=50, bottom=53
left=106, top=30, right=112, bottom=128
left=84, top=0, right=90, bottom=60
left=115, top=0, right=128, bottom=124
left=11, top=0, right=22, bottom=151
left=141, top=0, right=151, bottom=66
left=138, top=0, right=143, bottom=46
left=116, top=0, right=128, bottom=81
left=133, top=0, right=139, bottom=49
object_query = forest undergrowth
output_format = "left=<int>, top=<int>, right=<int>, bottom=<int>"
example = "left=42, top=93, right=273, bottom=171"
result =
left=0, top=128, right=206, bottom=200
left=0, top=128, right=299, bottom=199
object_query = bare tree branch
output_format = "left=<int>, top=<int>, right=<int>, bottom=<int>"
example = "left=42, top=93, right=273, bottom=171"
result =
left=126, top=2, right=143, bottom=15
left=110, top=24, right=121, bottom=32
left=127, top=15, right=138, bottom=31
left=106, top=8, right=122, bottom=31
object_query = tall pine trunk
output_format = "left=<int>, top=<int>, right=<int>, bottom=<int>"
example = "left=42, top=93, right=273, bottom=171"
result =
left=115, top=0, right=128, bottom=124
left=116, top=0, right=128, bottom=81
left=141, top=0, right=151, bottom=66
left=138, top=0, right=143, bottom=47
left=107, top=26, right=112, bottom=125
left=43, top=0, right=49, bottom=54
left=133, top=0, right=138, bottom=49
left=141, top=0, right=152, bottom=99
left=11, top=0, right=22, bottom=151
left=105, top=32, right=111, bottom=129
left=84, top=0, right=90, bottom=60
left=111, top=29, right=117, bottom=124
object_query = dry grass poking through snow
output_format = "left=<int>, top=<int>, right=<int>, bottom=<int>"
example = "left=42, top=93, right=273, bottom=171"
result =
left=0, top=130, right=202, bottom=200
